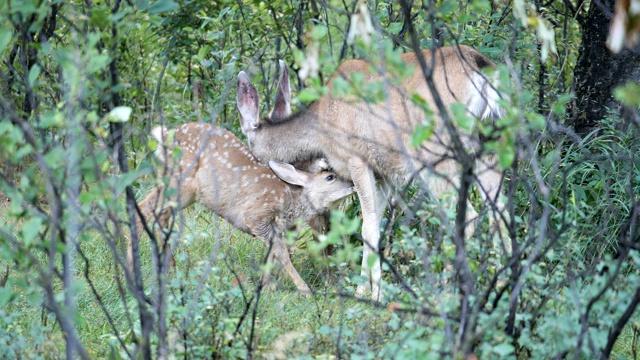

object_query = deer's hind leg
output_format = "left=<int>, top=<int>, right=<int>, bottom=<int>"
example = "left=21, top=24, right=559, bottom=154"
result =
left=130, top=177, right=197, bottom=271
left=129, top=185, right=168, bottom=272
left=256, top=226, right=311, bottom=295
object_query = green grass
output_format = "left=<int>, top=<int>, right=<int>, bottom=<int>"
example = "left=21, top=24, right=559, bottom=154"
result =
left=2, top=202, right=640, bottom=359
left=0, top=201, right=392, bottom=358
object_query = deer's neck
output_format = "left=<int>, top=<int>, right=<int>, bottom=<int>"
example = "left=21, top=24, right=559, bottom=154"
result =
left=252, top=109, right=323, bottom=165
left=279, top=187, right=316, bottom=229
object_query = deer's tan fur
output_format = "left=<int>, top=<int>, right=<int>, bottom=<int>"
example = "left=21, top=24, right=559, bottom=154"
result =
left=130, top=123, right=354, bottom=294
left=237, top=45, right=507, bottom=299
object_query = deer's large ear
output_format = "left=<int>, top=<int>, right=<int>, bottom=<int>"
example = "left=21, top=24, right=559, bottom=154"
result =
left=269, top=161, right=310, bottom=187
left=237, top=71, right=260, bottom=136
left=269, top=60, right=291, bottom=122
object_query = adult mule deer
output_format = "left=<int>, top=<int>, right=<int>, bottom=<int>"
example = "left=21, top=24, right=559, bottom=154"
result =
left=131, top=122, right=354, bottom=294
left=236, top=45, right=507, bottom=300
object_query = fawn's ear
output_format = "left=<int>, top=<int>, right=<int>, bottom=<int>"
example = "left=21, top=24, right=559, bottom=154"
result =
left=237, top=71, right=260, bottom=136
left=269, top=161, right=310, bottom=187
left=269, top=60, right=291, bottom=122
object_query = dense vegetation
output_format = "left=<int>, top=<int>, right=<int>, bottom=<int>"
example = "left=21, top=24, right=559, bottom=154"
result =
left=0, top=0, right=639, bottom=358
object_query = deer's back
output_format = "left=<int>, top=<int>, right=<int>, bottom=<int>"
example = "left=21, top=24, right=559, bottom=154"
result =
left=314, top=45, right=495, bottom=182
left=170, top=123, right=291, bottom=235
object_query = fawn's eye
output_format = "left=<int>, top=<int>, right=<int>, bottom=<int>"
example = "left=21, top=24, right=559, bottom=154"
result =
left=325, top=174, right=335, bottom=182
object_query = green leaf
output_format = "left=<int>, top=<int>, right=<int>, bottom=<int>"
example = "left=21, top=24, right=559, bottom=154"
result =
left=87, top=54, right=110, bottom=74
left=410, top=93, right=433, bottom=115
left=451, top=102, right=474, bottom=132
left=147, top=0, right=178, bottom=14
left=0, top=287, right=13, bottom=307
left=410, top=122, right=434, bottom=148
left=297, top=88, right=321, bottom=103
left=497, top=144, right=515, bottom=168
left=319, top=325, right=332, bottom=335
left=614, top=82, right=640, bottom=107
left=526, top=112, right=545, bottom=130
left=366, top=253, right=379, bottom=269
left=388, top=22, right=403, bottom=34
left=197, top=45, right=210, bottom=61
left=89, top=6, right=110, bottom=29
left=22, top=217, right=43, bottom=246
left=542, top=148, right=558, bottom=167
left=551, top=94, right=573, bottom=115
left=331, top=76, right=350, bottom=97
left=135, top=0, right=150, bottom=9
left=351, top=71, right=364, bottom=86
left=28, top=64, right=41, bottom=87
left=148, top=136, right=159, bottom=151
left=107, top=106, right=132, bottom=123
left=79, top=192, right=94, bottom=205
left=571, top=184, right=586, bottom=202
left=39, top=111, right=64, bottom=129
left=0, top=28, right=12, bottom=54
left=115, top=172, right=140, bottom=197
left=311, top=25, right=328, bottom=40
left=493, top=343, right=515, bottom=356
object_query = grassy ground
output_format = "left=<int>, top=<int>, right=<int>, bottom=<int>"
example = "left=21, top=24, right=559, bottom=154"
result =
left=0, top=199, right=391, bottom=358
left=1, top=192, right=639, bottom=358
